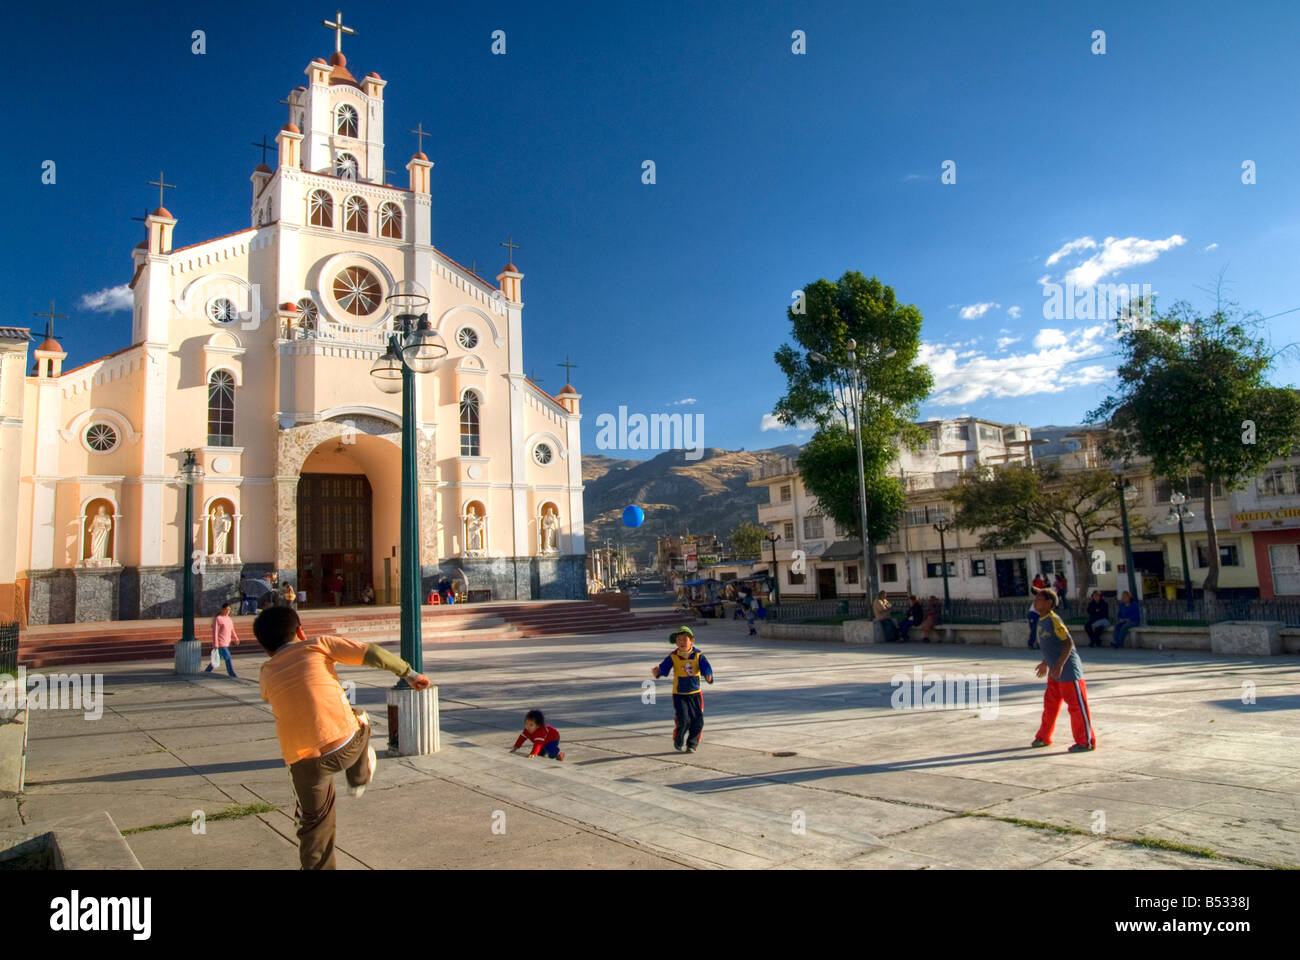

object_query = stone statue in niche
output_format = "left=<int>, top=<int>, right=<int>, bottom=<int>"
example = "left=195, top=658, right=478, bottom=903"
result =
left=211, top=504, right=233, bottom=555
left=465, top=505, right=485, bottom=554
left=87, top=506, right=113, bottom=565
left=540, top=505, right=560, bottom=554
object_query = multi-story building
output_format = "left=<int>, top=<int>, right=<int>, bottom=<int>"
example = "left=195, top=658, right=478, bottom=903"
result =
left=746, top=418, right=1300, bottom=601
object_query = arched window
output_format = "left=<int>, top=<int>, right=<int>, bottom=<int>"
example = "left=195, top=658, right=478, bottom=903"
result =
left=378, top=202, right=403, bottom=239
left=297, top=297, right=319, bottom=336
left=308, top=190, right=333, bottom=227
left=335, top=152, right=359, bottom=180
left=335, top=103, right=359, bottom=138
left=208, top=370, right=235, bottom=447
left=343, top=195, right=368, bottom=233
left=459, top=391, right=480, bottom=456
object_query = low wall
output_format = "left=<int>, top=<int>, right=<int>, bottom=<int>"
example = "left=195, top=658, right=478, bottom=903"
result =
left=590, top=592, right=631, bottom=613
left=763, top=623, right=847, bottom=643
left=764, top=617, right=1300, bottom=656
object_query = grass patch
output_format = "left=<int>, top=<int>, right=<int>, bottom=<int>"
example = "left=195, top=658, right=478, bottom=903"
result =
left=121, top=801, right=278, bottom=836
left=962, top=812, right=1293, bottom=869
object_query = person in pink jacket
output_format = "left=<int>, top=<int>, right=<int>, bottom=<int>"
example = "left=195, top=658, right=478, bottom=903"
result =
left=206, top=602, right=241, bottom=677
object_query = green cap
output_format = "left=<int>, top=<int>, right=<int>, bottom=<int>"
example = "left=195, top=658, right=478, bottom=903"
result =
left=670, top=625, right=694, bottom=642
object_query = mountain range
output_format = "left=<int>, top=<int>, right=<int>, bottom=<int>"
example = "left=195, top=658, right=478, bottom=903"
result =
left=582, top=444, right=803, bottom=564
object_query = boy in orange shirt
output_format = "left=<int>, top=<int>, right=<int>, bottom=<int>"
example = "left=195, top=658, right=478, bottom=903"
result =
left=255, top=606, right=430, bottom=869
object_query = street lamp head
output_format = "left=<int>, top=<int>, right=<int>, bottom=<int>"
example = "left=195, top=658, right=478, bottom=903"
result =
left=808, top=351, right=828, bottom=364
left=386, top=279, right=430, bottom=319
left=882, top=347, right=897, bottom=359
left=369, top=342, right=405, bottom=393
left=401, top=314, right=448, bottom=373
left=1169, top=491, right=1186, bottom=507
left=175, top=448, right=204, bottom=484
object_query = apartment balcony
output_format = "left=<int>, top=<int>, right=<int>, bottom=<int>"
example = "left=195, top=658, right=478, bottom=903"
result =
left=757, top=503, right=795, bottom=524
left=749, top=457, right=799, bottom=483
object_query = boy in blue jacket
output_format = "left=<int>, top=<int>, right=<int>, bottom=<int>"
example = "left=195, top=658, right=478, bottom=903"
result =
left=651, top=626, right=713, bottom=753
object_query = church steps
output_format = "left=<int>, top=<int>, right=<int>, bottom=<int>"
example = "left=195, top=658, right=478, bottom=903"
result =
left=16, top=602, right=700, bottom=668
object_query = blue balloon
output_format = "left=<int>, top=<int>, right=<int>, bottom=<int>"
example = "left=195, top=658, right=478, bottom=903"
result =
left=622, top=505, right=645, bottom=527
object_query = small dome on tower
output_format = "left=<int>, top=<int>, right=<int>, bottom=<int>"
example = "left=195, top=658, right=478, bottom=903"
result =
left=329, top=51, right=347, bottom=66
left=558, top=384, right=578, bottom=396
left=281, top=123, right=300, bottom=134
left=412, top=151, right=428, bottom=161
left=294, top=85, right=307, bottom=91
left=312, top=57, right=327, bottom=65
left=255, top=163, right=272, bottom=174
left=502, top=263, right=519, bottom=273
left=38, top=337, right=62, bottom=353
left=152, top=206, right=173, bottom=219
left=135, top=240, right=147, bottom=249
left=365, top=71, right=382, bottom=79
left=279, top=302, right=298, bottom=312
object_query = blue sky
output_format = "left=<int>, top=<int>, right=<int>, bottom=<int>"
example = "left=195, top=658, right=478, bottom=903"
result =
left=8, top=0, right=1300, bottom=459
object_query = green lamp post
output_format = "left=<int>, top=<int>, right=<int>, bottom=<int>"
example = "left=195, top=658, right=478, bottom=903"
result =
left=370, top=281, right=446, bottom=753
left=173, top=449, right=205, bottom=673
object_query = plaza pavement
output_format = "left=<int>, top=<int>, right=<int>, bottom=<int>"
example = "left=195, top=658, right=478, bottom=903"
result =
left=3, top=614, right=1298, bottom=869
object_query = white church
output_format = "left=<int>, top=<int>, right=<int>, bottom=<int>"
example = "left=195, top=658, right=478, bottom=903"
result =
left=0, top=14, right=586, bottom=625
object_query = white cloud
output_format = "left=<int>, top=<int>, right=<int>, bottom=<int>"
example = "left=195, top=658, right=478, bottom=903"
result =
left=1204, top=242, right=1218, bottom=252
left=1006, top=306, right=1022, bottom=319
left=996, top=336, right=1021, bottom=350
left=671, top=398, right=697, bottom=405
left=79, top=284, right=132, bottom=313
left=761, top=413, right=816, bottom=432
left=1045, top=237, right=1097, bottom=267
left=959, top=302, right=999, bottom=320
left=1058, top=235, right=1186, bottom=288
left=920, top=322, right=1113, bottom=406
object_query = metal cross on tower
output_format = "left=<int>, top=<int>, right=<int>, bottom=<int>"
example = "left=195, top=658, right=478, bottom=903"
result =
left=251, top=136, right=275, bottom=164
left=148, top=171, right=176, bottom=209
left=500, top=235, right=520, bottom=264
left=557, top=354, right=578, bottom=385
left=409, top=121, right=430, bottom=154
left=322, top=10, right=356, bottom=53
left=33, top=301, right=67, bottom=343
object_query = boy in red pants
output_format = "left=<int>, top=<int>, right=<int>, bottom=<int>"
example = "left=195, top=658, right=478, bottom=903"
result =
left=1029, top=588, right=1096, bottom=752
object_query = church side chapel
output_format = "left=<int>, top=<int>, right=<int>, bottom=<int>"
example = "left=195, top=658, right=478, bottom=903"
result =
left=0, top=14, right=586, bottom=625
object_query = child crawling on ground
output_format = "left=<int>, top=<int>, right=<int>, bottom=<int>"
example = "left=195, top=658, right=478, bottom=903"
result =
left=509, top=708, right=565, bottom=760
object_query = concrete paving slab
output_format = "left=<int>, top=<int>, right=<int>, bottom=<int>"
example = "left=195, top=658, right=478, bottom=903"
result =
left=885, top=815, right=1097, bottom=869
left=14, top=627, right=1296, bottom=870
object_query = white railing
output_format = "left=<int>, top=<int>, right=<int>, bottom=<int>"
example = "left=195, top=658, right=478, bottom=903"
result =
left=289, top=319, right=395, bottom=348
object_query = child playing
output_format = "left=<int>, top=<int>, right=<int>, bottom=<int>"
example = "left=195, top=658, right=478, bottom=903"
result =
left=651, top=626, right=713, bottom=753
left=509, top=709, right=564, bottom=760
left=254, top=606, right=431, bottom=869
left=206, top=602, right=240, bottom=676
left=1029, top=588, right=1096, bottom=753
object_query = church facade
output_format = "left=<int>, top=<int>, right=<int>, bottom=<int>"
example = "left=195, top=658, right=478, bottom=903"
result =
left=0, top=40, right=586, bottom=625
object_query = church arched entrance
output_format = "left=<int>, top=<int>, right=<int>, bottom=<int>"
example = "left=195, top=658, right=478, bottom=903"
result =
left=274, top=413, right=437, bottom=603
left=297, top=473, right=373, bottom=606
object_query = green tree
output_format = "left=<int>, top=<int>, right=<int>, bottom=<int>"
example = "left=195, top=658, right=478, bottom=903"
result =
left=772, top=272, right=933, bottom=592
left=949, top=461, right=1145, bottom=608
left=797, top=423, right=905, bottom=547
left=728, top=522, right=768, bottom=561
left=1089, top=298, right=1300, bottom=603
